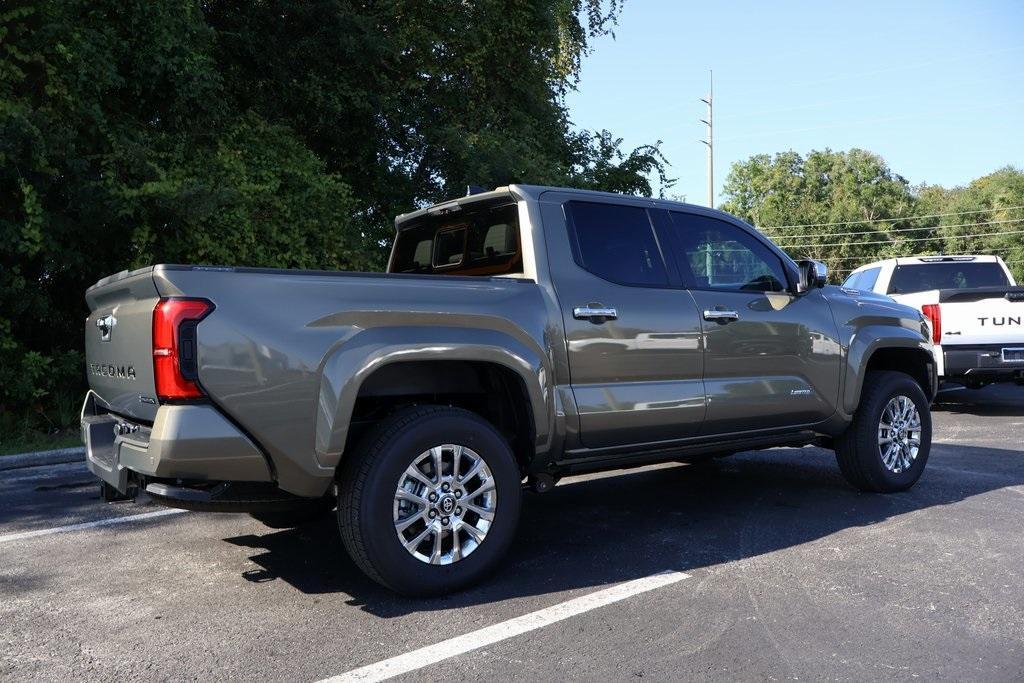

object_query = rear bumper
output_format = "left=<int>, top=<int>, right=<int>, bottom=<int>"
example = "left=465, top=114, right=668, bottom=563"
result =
left=941, top=344, right=1024, bottom=383
left=81, top=391, right=273, bottom=495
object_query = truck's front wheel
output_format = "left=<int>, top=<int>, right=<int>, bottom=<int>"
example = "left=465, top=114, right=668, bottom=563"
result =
left=337, top=406, right=522, bottom=596
left=836, top=370, right=932, bottom=492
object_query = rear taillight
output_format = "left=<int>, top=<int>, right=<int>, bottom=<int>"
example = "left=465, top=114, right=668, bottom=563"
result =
left=921, top=303, right=942, bottom=344
left=153, top=298, right=213, bottom=401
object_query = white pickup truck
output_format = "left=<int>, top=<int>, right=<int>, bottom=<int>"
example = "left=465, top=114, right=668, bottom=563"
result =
left=843, top=255, right=1024, bottom=388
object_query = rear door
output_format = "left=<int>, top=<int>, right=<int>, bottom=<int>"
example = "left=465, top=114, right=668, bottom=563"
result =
left=84, top=269, right=162, bottom=421
left=660, top=211, right=842, bottom=434
left=542, top=196, right=706, bottom=450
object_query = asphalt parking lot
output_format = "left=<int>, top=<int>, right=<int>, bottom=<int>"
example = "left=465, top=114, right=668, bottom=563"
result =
left=2, top=384, right=1023, bottom=682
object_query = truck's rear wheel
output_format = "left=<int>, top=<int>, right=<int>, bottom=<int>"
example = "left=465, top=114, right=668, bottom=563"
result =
left=836, top=370, right=931, bottom=492
left=337, top=406, right=522, bottom=596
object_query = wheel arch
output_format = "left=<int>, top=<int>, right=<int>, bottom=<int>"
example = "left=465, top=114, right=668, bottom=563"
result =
left=845, top=334, right=936, bottom=415
left=314, top=326, right=553, bottom=474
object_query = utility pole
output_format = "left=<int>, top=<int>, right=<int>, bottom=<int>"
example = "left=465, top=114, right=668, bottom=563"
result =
left=699, top=70, right=713, bottom=208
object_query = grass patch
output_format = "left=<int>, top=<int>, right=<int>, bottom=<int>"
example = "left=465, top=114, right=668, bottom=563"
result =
left=0, top=430, right=81, bottom=457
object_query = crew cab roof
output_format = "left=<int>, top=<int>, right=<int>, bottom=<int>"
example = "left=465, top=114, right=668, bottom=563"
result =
left=850, top=255, right=1005, bottom=274
left=396, top=184, right=728, bottom=232
left=893, top=255, right=1001, bottom=265
left=394, top=187, right=518, bottom=231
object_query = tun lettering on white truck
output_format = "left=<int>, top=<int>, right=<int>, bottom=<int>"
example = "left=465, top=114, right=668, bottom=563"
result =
left=843, top=255, right=1024, bottom=388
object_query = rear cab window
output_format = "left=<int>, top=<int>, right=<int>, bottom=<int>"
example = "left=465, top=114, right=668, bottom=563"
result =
left=888, top=262, right=1009, bottom=294
left=390, top=202, right=522, bottom=276
left=564, top=201, right=669, bottom=287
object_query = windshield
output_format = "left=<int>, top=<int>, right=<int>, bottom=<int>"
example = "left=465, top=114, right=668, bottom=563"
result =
left=390, top=202, right=522, bottom=276
left=888, top=262, right=1009, bottom=294
left=842, top=267, right=881, bottom=291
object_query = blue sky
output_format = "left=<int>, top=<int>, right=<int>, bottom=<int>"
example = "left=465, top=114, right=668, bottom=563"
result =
left=566, top=0, right=1024, bottom=205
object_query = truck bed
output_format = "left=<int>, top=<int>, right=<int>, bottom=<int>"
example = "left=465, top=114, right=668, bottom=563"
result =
left=84, top=264, right=550, bottom=496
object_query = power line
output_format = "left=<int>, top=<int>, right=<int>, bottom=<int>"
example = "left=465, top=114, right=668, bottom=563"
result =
left=714, top=228, right=1023, bottom=255
left=783, top=228, right=1024, bottom=250
left=758, top=205, right=1024, bottom=230
left=830, top=252, right=1024, bottom=273
left=798, top=247, right=1024, bottom=263
left=767, top=218, right=1024, bottom=241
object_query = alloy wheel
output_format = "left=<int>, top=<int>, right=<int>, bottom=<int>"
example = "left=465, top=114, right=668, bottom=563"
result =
left=393, top=444, right=497, bottom=565
left=877, top=395, right=922, bottom=473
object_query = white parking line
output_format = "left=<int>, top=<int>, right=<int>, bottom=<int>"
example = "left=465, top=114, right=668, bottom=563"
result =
left=321, top=569, right=690, bottom=683
left=0, top=508, right=186, bottom=545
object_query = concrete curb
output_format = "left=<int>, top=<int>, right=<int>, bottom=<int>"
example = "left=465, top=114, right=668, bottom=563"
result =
left=0, top=447, right=85, bottom=472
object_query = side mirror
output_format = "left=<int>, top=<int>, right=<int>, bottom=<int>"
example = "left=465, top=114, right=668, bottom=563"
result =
left=797, top=259, right=828, bottom=293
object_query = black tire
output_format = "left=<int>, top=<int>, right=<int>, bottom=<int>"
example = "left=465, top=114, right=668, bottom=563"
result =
left=248, top=496, right=335, bottom=529
left=835, top=370, right=932, bottom=492
left=337, top=405, right=522, bottom=596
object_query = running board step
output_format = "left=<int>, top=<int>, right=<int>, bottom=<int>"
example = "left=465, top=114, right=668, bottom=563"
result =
left=144, top=481, right=325, bottom=513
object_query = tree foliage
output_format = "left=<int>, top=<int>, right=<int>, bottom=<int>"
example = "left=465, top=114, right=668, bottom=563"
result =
left=721, top=150, right=1023, bottom=283
left=915, top=167, right=1024, bottom=276
left=1, top=0, right=671, bottom=436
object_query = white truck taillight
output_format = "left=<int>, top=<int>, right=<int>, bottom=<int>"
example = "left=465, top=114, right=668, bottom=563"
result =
left=921, top=303, right=942, bottom=345
left=152, top=298, right=214, bottom=401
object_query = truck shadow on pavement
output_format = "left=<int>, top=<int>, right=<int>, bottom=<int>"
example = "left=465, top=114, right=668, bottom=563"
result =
left=932, top=383, right=1024, bottom=416
left=223, top=442, right=1024, bottom=618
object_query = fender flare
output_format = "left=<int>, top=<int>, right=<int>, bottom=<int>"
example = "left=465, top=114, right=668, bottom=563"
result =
left=843, top=325, right=935, bottom=415
left=313, top=326, right=553, bottom=469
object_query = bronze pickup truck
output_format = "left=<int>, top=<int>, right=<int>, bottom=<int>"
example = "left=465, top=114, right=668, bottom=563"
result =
left=82, top=185, right=936, bottom=595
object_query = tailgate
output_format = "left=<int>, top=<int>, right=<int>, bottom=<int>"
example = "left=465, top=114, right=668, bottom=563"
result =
left=84, top=267, right=161, bottom=422
left=938, top=288, right=1024, bottom=346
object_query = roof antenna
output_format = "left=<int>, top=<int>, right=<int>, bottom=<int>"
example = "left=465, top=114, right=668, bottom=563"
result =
left=466, top=185, right=486, bottom=196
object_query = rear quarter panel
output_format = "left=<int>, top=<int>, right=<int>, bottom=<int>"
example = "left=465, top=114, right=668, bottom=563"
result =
left=154, top=267, right=556, bottom=497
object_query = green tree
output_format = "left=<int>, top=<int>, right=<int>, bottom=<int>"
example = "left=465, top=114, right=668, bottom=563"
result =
left=722, top=152, right=1024, bottom=283
left=203, top=0, right=667, bottom=247
left=0, top=0, right=669, bottom=437
left=721, top=149, right=930, bottom=280
left=917, top=167, right=1024, bottom=282
left=2, top=1, right=242, bottom=435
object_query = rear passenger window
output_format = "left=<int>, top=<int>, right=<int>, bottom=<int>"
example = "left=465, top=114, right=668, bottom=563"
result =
left=565, top=202, right=669, bottom=287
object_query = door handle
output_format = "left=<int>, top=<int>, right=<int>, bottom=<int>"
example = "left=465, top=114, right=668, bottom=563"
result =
left=703, top=309, right=739, bottom=322
left=573, top=305, right=618, bottom=322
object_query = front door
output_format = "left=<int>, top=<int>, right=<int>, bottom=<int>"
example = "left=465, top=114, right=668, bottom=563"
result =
left=661, top=211, right=843, bottom=435
left=543, top=198, right=706, bottom=451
